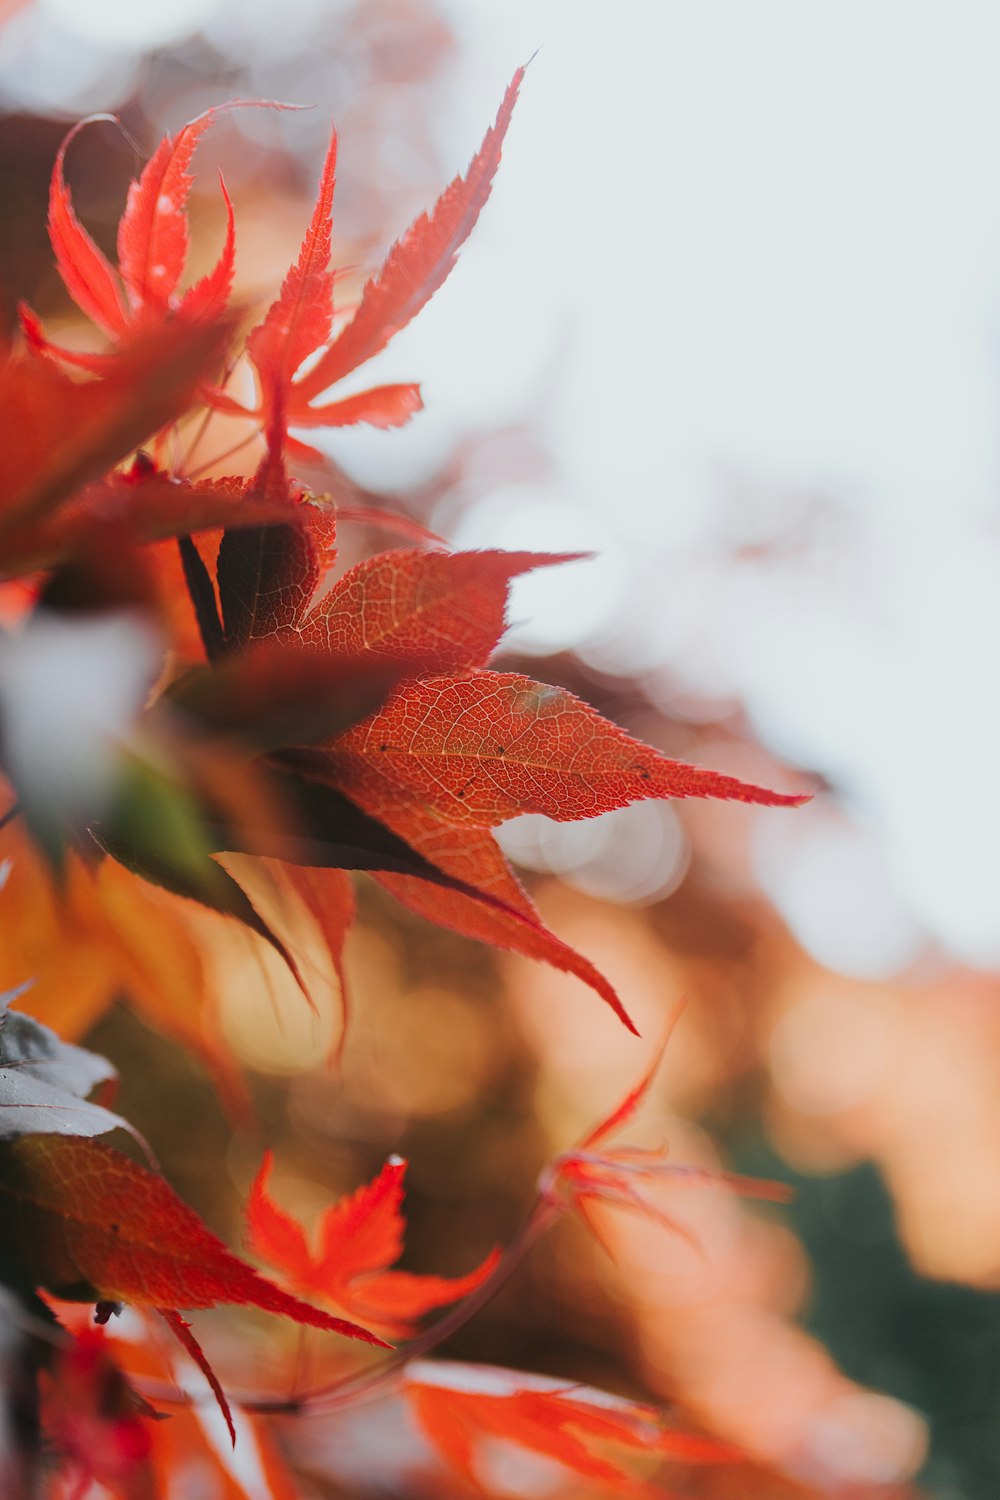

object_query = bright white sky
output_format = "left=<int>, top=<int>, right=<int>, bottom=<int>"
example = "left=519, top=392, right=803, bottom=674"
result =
left=12, top=0, right=1000, bottom=974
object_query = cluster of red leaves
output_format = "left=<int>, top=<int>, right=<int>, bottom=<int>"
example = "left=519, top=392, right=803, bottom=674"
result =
left=0, top=68, right=810, bottom=1499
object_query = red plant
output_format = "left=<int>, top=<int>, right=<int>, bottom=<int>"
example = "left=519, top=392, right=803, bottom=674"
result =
left=0, top=70, right=820, bottom=1499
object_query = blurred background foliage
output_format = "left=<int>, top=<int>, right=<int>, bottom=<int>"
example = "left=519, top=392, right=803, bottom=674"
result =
left=3, top=1, right=1000, bottom=1496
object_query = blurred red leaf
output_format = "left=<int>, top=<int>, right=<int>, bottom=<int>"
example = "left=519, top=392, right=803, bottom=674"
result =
left=0, top=320, right=229, bottom=538
left=406, top=1360, right=742, bottom=1492
left=0, top=470, right=291, bottom=581
left=544, top=1037, right=792, bottom=1258
left=42, top=1325, right=155, bottom=1500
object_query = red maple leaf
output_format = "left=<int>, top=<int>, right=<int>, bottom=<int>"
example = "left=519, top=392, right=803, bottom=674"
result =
left=541, top=1026, right=792, bottom=1258
left=246, top=1152, right=500, bottom=1340
left=22, top=104, right=247, bottom=369
left=291, top=547, right=582, bottom=670
left=0, top=1135, right=388, bottom=1443
left=212, top=68, right=524, bottom=456
left=0, top=319, right=228, bottom=541
left=302, top=670, right=805, bottom=1031
left=194, top=504, right=807, bottom=1037
left=406, top=1360, right=742, bottom=1494
left=44, top=1300, right=302, bottom=1498
left=42, top=1324, right=155, bottom=1500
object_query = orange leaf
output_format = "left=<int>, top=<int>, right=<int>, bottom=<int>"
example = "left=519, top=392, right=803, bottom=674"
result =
left=0, top=825, right=248, bottom=1115
left=0, top=1134, right=387, bottom=1347
left=406, top=1361, right=742, bottom=1491
left=247, top=1153, right=498, bottom=1338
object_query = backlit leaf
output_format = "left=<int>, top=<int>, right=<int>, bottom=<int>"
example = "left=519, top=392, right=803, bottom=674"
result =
left=47, top=120, right=129, bottom=337
left=117, top=106, right=231, bottom=317
left=361, top=796, right=639, bottom=1031
left=247, top=1153, right=499, bottom=1339
left=295, top=68, right=524, bottom=402
left=246, top=127, right=338, bottom=409
left=299, top=548, right=581, bottom=671
left=329, top=670, right=808, bottom=827
left=0, top=1134, right=386, bottom=1345
left=0, top=320, right=229, bottom=539
left=406, top=1360, right=741, bottom=1491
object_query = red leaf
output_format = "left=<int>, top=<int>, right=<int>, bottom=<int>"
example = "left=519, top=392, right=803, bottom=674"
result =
left=43, top=1324, right=154, bottom=1500
left=166, top=644, right=413, bottom=751
left=357, top=795, right=638, bottom=1031
left=41, top=100, right=276, bottom=363
left=299, top=548, right=581, bottom=671
left=294, top=68, right=525, bottom=403
left=0, top=471, right=293, bottom=581
left=214, top=444, right=324, bottom=649
left=18, top=300, right=118, bottom=373
left=292, top=381, right=423, bottom=430
left=580, top=1019, right=682, bottom=1152
left=307, top=673, right=803, bottom=1031
left=328, top=670, right=809, bottom=827
left=239, top=133, right=425, bottom=443
left=278, top=864, right=355, bottom=1058
left=178, top=174, right=237, bottom=323
left=217, top=518, right=319, bottom=648
left=544, top=1038, right=792, bottom=1257
left=117, top=107, right=227, bottom=315
left=0, top=319, right=230, bottom=538
left=406, top=1361, right=742, bottom=1491
left=247, top=127, right=338, bottom=409
left=48, top=119, right=129, bottom=337
left=247, top=1152, right=498, bottom=1338
left=157, top=1307, right=236, bottom=1448
left=245, top=1153, right=316, bottom=1285
left=0, top=1135, right=387, bottom=1347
